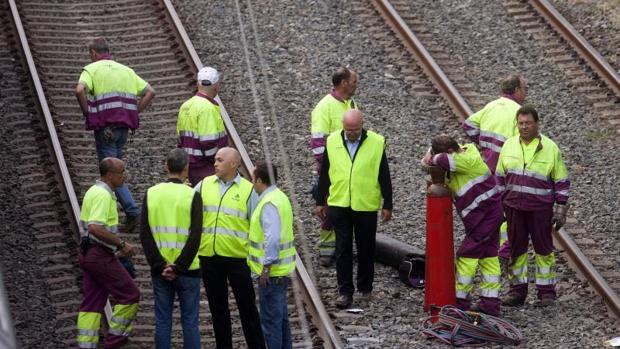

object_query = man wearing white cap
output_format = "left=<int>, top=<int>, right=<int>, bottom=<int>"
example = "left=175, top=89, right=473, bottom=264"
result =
left=176, top=67, right=229, bottom=186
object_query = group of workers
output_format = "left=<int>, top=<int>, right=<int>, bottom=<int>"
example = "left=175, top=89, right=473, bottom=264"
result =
left=71, top=36, right=569, bottom=348
left=423, top=76, right=570, bottom=316
left=75, top=38, right=295, bottom=349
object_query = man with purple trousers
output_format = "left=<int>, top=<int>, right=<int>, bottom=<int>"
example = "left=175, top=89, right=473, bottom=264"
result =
left=75, top=37, right=155, bottom=233
left=423, top=135, right=503, bottom=316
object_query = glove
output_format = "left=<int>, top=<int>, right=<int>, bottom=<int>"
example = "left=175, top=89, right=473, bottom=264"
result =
left=551, top=204, right=568, bottom=230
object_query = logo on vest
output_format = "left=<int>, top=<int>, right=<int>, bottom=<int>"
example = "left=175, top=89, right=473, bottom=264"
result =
left=232, top=193, right=240, bottom=201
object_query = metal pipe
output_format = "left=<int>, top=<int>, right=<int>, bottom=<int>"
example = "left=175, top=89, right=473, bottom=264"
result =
left=0, top=269, right=18, bottom=349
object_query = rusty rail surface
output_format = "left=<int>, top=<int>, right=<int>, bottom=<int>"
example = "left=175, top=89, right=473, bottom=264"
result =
left=371, top=0, right=620, bottom=321
left=370, top=0, right=473, bottom=121
left=529, top=0, right=620, bottom=97
left=168, top=1, right=346, bottom=347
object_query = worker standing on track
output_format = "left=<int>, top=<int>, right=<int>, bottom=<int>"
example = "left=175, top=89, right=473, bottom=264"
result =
left=195, top=147, right=265, bottom=349
left=496, top=106, right=569, bottom=307
left=76, top=157, right=140, bottom=349
left=314, top=109, right=393, bottom=309
left=75, top=37, right=155, bottom=234
left=462, top=75, right=528, bottom=262
left=310, top=67, right=358, bottom=267
left=177, top=67, right=229, bottom=186
left=139, top=149, right=202, bottom=349
left=248, top=161, right=296, bottom=349
left=422, top=136, right=503, bottom=316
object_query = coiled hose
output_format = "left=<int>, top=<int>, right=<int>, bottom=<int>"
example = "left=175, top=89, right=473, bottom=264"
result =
left=421, top=305, right=523, bottom=347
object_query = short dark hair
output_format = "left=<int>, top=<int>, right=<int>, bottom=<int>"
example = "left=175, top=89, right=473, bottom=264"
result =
left=500, top=75, right=522, bottom=94
left=253, top=161, right=278, bottom=186
left=431, top=135, right=459, bottom=154
left=99, top=157, right=115, bottom=176
left=167, top=148, right=188, bottom=174
left=332, top=67, right=352, bottom=87
left=516, top=105, right=539, bottom=122
left=88, top=37, right=109, bottom=54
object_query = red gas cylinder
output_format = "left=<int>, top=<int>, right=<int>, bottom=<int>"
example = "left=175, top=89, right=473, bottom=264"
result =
left=424, top=166, right=456, bottom=315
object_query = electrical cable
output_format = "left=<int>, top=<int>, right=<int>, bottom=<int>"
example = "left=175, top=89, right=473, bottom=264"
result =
left=420, top=305, right=523, bottom=347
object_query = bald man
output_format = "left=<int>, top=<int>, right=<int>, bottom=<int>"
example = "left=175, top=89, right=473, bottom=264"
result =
left=315, top=110, right=393, bottom=309
left=194, top=147, right=265, bottom=348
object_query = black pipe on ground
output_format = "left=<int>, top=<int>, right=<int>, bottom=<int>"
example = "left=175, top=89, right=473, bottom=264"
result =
left=375, top=233, right=425, bottom=288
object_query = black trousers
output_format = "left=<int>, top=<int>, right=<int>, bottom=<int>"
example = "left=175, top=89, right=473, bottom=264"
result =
left=200, top=256, right=265, bottom=349
left=328, top=206, right=378, bottom=296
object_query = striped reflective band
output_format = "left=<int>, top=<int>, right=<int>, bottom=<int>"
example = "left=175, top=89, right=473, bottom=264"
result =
left=203, top=226, right=248, bottom=240
left=80, top=220, right=118, bottom=234
left=77, top=329, right=99, bottom=336
left=88, top=91, right=137, bottom=101
left=463, top=120, right=479, bottom=136
left=249, top=254, right=296, bottom=265
left=151, top=226, right=189, bottom=235
left=182, top=147, right=218, bottom=157
left=511, top=265, right=527, bottom=276
left=480, top=130, right=506, bottom=143
left=312, top=146, right=325, bottom=155
left=505, top=184, right=553, bottom=196
left=556, top=190, right=569, bottom=196
left=156, top=241, right=186, bottom=249
left=250, top=241, right=295, bottom=250
left=108, top=328, right=131, bottom=337
left=455, top=172, right=491, bottom=197
left=460, top=185, right=502, bottom=217
left=179, top=130, right=226, bottom=142
left=311, top=132, right=326, bottom=138
left=88, top=101, right=137, bottom=113
left=203, top=205, right=246, bottom=219
left=456, top=290, right=469, bottom=299
left=480, top=289, right=500, bottom=298
left=537, top=266, right=552, bottom=274
left=482, top=274, right=500, bottom=283
left=535, top=278, right=556, bottom=285
left=456, top=274, right=473, bottom=285
left=111, top=316, right=132, bottom=325
left=78, top=343, right=98, bottom=348
left=506, top=168, right=549, bottom=181
left=479, top=140, right=502, bottom=153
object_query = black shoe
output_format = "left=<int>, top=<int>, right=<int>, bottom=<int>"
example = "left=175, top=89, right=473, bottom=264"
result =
left=319, top=256, right=335, bottom=267
left=538, top=297, right=556, bottom=307
left=123, top=215, right=139, bottom=234
left=502, top=293, right=525, bottom=307
left=335, top=294, right=353, bottom=309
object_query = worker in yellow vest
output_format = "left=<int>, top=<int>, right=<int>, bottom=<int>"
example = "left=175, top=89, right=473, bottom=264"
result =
left=139, top=149, right=202, bottom=348
left=195, top=147, right=265, bottom=349
left=75, top=37, right=155, bottom=233
left=248, top=161, right=296, bottom=349
left=76, top=158, right=140, bottom=349
left=177, top=67, right=228, bottom=186
left=310, top=67, right=358, bottom=267
left=496, top=106, right=569, bottom=307
left=315, top=109, right=393, bottom=309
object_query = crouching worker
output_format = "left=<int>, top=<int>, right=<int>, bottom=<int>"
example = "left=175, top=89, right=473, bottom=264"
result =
left=422, top=135, right=503, bottom=316
left=140, top=149, right=203, bottom=348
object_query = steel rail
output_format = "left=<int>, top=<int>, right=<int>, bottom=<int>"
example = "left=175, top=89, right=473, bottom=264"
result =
left=370, top=0, right=473, bottom=121
left=371, top=0, right=620, bottom=322
left=529, top=0, right=620, bottom=97
left=7, top=0, right=114, bottom=322
left=160, top=1, right=343, bottom=347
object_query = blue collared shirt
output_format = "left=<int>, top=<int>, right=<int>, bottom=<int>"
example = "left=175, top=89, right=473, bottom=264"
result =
left=345, top=134, right=361, bottom=158
left=258, top=185, right=281, bottom=266
left=195, top=173, right=258, bottom=218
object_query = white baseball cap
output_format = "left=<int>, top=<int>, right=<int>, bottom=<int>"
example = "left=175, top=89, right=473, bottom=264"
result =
left=197, top=67, right=219, bottom=86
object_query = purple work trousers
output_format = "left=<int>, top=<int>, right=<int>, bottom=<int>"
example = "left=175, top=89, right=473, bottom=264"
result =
left=505, top=206, right=555, bottom=299
left=78, top=246, right=140, bottom=348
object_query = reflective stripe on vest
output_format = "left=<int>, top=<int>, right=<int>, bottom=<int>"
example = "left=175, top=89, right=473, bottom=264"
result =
left=326, top=130, right=384, bottom=211
left=79, top=181, right=118, bottom=251
left=200, top=175, right=253, bottom=258
left=147, top=182, right=199, bottom=270
left=248, top=188, right=296, bottom=277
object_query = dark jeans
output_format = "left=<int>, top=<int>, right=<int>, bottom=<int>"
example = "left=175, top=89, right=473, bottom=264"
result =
left=199, top=256, right=265, bottom=349
left=94, top=127, right=139, bottom=217
left=328, top=206, right=378, bottom=296
left=152, top=274, right=201, bottom=349
left=258, top=277, right=292, bottom=349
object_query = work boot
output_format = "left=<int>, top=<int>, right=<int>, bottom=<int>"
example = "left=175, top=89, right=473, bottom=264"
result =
left=320, top=256, right=334, bottom=267
left=123, top=215, right=139, bottom=234
left=358, top=291, right=372, bottom=306
left=335, top=294, right=353, bottom=309
left=502, top=293, right=525, bottom=307
left=538, top=296, right=556, bottom=307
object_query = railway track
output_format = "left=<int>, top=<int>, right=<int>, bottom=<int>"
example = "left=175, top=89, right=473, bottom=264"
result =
left=5, top=0, right=340, bottom=347
left=369, top=0, right=620, bottom=320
